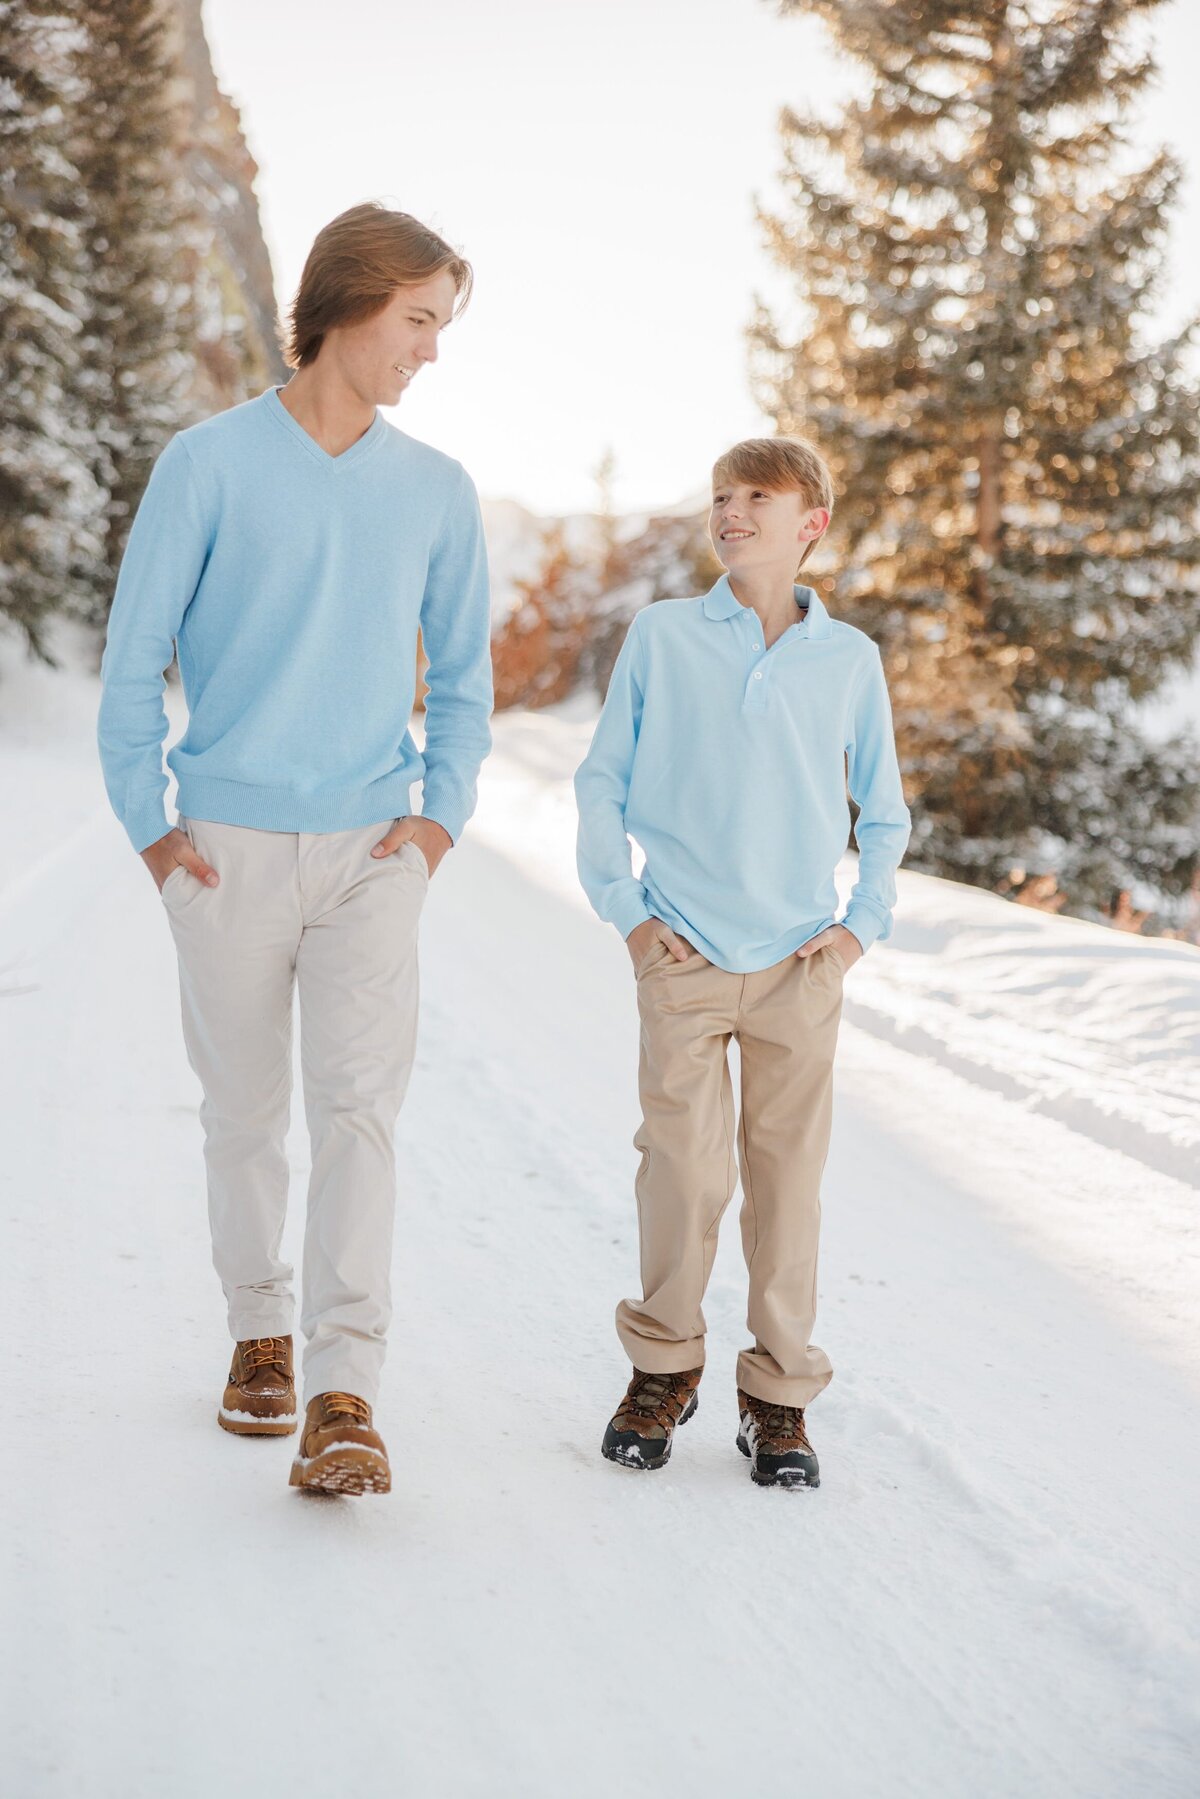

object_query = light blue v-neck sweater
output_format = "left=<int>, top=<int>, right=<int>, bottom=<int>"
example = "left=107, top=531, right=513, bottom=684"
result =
left=97, top=386, right=493, bottom=853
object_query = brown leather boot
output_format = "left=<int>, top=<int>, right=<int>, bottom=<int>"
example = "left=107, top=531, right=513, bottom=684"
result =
left=288, top=1392, right=391, bottom=1495
left=601, top=1366, right=702, bottom=1470
left=218, top=1336, right=298, bottom=1436
left=736, top=1388, right=820, bottom=1489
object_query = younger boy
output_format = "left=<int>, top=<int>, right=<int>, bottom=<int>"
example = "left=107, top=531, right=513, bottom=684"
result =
left=573, top=437, right=911, bottom=1489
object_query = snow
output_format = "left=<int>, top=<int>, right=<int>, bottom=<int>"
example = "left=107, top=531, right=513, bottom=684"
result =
left=479, top=496, right=544, bottom=627
left=218, top=1407, right=297, bottom=1425
left=2, top=625, right=1198, bottom=1797
left=1141, top=640, right=1200, bottom=746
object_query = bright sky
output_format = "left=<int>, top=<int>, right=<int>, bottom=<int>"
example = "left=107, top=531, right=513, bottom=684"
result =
left=203, top=0, right=1200, bottom=517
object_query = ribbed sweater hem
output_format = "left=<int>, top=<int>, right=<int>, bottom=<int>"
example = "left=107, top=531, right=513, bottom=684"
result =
left=175, top=772, right=418, bottom=835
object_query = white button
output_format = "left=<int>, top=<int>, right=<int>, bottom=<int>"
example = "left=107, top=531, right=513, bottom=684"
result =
left=753, top=671, right=763, bottom=680
left=751, top=642, right=760, bottom=650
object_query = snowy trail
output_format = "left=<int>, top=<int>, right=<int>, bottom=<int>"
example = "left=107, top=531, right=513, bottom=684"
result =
left=2, top=702, right=1199, bottom=1796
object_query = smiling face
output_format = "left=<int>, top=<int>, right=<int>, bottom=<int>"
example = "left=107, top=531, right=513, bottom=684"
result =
left=709, top=479, right=830, bottom=577
left=330, top=268, right=460, bottom=408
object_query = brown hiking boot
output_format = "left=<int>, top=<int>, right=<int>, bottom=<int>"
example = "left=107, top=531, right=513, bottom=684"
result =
left=217, top=1336, right=297, bottom=1436
left=736, top=1388, right=820, bottom=1489
left=601, top=1366, right=702, bottom=1471
left=288, top=1392, right=391, bottom=1496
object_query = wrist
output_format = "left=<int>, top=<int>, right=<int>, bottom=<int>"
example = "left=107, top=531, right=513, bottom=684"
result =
left=416, top=816, right=455, bottom=851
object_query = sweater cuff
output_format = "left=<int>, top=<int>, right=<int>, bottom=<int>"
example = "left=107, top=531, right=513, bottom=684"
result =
left=419, top=787, right=466, bottom=845
left=611, top=886, right=654, bottom=940
left=419, top=809, right=460, bottom=846
left=839, top=905, right=885, bottom=956
left=127, top=801, right=172, bottom=856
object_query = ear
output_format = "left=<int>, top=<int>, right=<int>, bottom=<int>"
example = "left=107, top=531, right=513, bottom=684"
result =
left=801, top=507, right=831, bottom=541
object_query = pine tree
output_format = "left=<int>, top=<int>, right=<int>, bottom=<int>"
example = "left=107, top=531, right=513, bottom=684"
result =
left=67, top=0, right=201, bottom=623
left=586, top=512, right=721, bottom=696
left=493, top=525, right=598, bottom=709
left=0, top=0, right=104, bottom=659
left=754, top=0, right=1200, bottom=918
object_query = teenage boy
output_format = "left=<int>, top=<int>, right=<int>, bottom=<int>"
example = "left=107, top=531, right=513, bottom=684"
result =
left=574, top=437, right=910, bottom=1490
left=97, top=203, right=493, bottom=1497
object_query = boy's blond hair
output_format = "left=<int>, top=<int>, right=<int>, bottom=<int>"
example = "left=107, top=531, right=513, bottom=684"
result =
left=712, top=436, right=835, bottom=570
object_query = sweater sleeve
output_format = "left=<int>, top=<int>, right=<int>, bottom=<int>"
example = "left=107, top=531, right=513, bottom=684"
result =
left=96, top=436, right=212, bottom=853
left=573, top=612, right=655, bottom=940
left=839, top=645, right=912, bottom=954
left=418, top=467, right=494, bottom=843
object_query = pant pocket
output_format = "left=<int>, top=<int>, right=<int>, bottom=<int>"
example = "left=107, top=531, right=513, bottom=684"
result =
left=401, top=839, right=431, bottom=882
left=635, top=938, right=671, bottom=978
left=161, top=818, right=202, bottom=904
left=160, top=864, right=187, bottom=899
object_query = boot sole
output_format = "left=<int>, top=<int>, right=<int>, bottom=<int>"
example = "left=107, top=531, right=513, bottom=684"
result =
left=289, top=1444, right=391, bottom=1495
left=218, top=1406, right=298, bottom=1437
left=601, top=1389, right=698, bottom=1470
left=736, top=1431, right=820, bottom=1489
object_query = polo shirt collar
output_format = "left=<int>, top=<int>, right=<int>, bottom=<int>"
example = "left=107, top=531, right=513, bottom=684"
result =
left=700, top=573, right=833, bottom=640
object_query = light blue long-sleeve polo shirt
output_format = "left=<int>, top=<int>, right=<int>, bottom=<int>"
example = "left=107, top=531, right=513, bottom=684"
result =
left=573, top=574, right=912, bottom=971
left=97, top=385, right=493, bottom=854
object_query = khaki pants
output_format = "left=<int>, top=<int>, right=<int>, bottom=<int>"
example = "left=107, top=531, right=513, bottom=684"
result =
left=160, top=817, right=429, bottom=1405
left=617, top=935, right=845, bottom=1406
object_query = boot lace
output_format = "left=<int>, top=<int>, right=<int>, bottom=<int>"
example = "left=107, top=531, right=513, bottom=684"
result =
left=318, top=1391, right=371, bottom=1426
left=751, top=1398, right=812, bottom=1450
left=242, top=1337, right=288, bottom=1374
left=623, top=1369, right=695, bottom=1430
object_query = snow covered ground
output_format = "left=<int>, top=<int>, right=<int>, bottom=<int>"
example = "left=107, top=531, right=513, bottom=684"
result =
left=2, top=628, right=1199, bottom=1798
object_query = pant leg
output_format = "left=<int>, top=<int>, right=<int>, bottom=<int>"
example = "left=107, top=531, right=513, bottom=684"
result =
left=615, top=940, right=741, bottom=1374
left=161, top=818, right=301, bottom=1341
left=734, top=942, right=845, bottom=1406
left=293, top=825, right=428, bottom=1406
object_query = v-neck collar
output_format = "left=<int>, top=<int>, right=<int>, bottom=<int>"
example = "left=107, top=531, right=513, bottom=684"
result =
left=262, top=384, right=386, bottom=472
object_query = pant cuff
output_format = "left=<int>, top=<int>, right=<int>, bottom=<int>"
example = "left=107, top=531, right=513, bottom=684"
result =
left=301, top=1356, right=383, bottom=1410
left=617, top=1321, right=706, bottom=1375
left=228, top=1310, right=293, bottom=1344
left=735, top=1350, right=832, bottom=1408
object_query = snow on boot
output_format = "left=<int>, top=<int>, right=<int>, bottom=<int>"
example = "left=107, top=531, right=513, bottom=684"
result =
left=217, top=1335, right=298, bottom=1436
left=288, top=1392, right=391, bottom=1496
left=602, top=1366, right=702, bottom=1471
left=736, top=1389, right=820, bottom=1489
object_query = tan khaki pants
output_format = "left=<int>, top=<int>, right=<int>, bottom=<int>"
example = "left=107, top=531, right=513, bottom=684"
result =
left=617, top=935, right=845, bottom=1407
left=161, top=817, right=429, bottom=1405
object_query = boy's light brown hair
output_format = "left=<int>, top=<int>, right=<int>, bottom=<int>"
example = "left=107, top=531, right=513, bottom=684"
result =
left=712, top=436, right=835, bottom=570
left=279, top=202, right=474, bottom=369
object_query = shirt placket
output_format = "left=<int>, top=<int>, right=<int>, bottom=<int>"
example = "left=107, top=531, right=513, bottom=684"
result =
left=740, top=610, right=807, bottom=714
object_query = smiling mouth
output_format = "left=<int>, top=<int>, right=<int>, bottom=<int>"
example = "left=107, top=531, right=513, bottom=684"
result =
left=720, top=529, right=754, bottom=541
left=393, top=364, right=416, bottom=378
